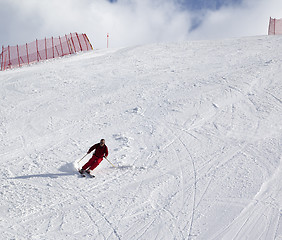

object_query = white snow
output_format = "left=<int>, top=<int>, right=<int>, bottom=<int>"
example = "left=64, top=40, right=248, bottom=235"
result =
left=0, top=35, right=281, bottom=240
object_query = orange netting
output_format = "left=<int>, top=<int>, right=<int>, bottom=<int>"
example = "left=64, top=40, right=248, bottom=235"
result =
left=1, top=33, right=93, bottom=71
left=268, top=17, right=282, bottom=35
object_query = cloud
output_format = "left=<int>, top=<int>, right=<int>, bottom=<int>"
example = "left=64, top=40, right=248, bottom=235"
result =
left=0, top=0, right=281, bottom=49
left=188, top=0, right=282, bottom=40
left=0, top=0, right=191, bottom=49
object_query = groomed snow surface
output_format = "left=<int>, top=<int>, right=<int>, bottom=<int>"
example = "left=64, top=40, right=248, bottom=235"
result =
left=0, top=35, right=281, bottom=240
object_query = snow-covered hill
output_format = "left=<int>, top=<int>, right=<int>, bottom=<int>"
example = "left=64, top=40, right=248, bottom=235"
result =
left=0, top=35, right=281, bottom=240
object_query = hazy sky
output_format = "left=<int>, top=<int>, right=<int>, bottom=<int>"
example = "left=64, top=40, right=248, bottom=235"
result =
left=0, top=0, right=282, bottom=49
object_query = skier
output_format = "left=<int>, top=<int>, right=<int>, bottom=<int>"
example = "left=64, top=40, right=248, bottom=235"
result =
left=79, top=139, right=108, bottom=175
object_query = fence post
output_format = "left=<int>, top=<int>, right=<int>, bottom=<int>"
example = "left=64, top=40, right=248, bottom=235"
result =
left=26, top=43, right=29, bottom=64
left=65, top=34, right=71, bottom=54
left=45, top=37, right=47, bottom=59
left=4, top=53, right=7, bottom=70
left=268, top=17, right=271, bottom=35
left=59, top=36, right=64, bottom=56
left=8, top=45, right=11, bottom=68
left=82, top=34, right=88, bottom=51
left=76, top=33, right=83, bottom=51
left=1, top=45, right=3, bottom=71
left=36, top=39, right=39, bottom=62
left=17, top=45, right=20, bottom=67
left=55, top=46, right=60, bottom=56
left=85, top=34, right=93, bottom=50
left=52, top=37, right=54, bottom=58
left=70, top=33, right=77, bottom=53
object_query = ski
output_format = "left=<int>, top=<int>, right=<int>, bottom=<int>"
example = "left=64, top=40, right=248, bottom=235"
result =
left=78, top=169, right=86, bottom=177
left=78, top=169, right=95, bottom=178
left=85, top=171, right=95, bottom=178
left=79, top=172, right=86, bottom=177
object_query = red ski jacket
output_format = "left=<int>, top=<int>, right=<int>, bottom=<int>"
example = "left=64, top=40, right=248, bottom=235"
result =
left=88, top=143, right=108, bottom=158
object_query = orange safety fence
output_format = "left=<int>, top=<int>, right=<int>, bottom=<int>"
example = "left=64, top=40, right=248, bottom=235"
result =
left=268, top=17, right=282, bottom=35
left=1, top=32, right=93, bottom=71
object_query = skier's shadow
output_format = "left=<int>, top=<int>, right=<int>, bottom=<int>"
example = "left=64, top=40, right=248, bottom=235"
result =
left=12, top=162, right=77, bottom=179
left=13, top=172, right=74, bottom=179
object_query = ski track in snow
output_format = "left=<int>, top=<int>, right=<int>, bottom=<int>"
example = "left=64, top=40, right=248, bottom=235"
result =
left=0, top=36, right=282, bottom=239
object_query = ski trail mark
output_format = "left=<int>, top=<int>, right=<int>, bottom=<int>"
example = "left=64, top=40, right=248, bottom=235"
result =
left=178, top=136, right=197, bottom=239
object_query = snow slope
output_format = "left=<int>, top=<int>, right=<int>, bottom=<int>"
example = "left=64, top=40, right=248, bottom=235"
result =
left=0, top=35, right=281, bottom=240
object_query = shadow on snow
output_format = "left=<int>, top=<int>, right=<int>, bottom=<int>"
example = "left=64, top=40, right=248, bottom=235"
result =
left=11, top=162, right=78, bottom=179
left=10, top=163, right=146, bottom=179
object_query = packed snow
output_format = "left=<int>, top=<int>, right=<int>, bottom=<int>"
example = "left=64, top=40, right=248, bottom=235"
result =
left=0, top=35, right=281, bottom=240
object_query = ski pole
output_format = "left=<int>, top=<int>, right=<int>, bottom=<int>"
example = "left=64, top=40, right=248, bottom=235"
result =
left=78, top=153, right=88, bottom=164
left=104, top=156, right=117, bottom=168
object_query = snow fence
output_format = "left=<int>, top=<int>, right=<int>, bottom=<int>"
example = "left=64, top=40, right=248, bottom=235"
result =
left=0, top=33, right=93, bottom=71
left=268, top=17, right=282, bottom=35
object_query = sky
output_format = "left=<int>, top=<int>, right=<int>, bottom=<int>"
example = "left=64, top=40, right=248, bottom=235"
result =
left=0, top=0, right=282, bottom=49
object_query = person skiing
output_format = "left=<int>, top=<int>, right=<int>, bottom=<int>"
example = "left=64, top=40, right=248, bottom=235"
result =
left=79, top=139, right=108, bottom=174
